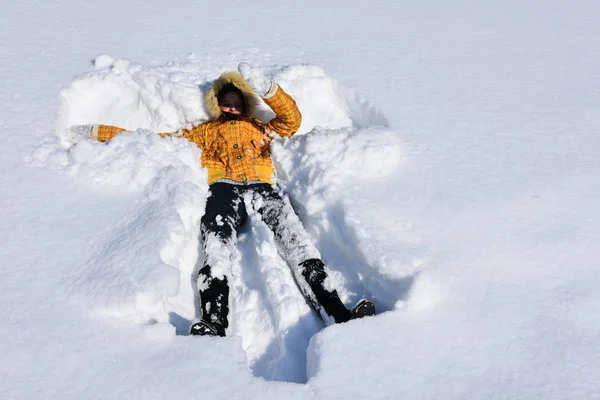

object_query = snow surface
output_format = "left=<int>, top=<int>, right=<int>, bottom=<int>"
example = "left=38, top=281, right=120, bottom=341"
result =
left=2, top=0, right=600, bottom=399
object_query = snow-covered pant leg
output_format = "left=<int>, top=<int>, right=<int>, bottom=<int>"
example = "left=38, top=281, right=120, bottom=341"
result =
left=251, top=184, right=351, bottom=324
left=298, top=259, right=351, bottom=323
left=198, top=183, right=247, bottom=335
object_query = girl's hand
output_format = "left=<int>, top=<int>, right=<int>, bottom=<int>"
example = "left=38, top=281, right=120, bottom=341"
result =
left=238, top=62, right=273, bottom=97
left=61, top=124, right=94, bottom=145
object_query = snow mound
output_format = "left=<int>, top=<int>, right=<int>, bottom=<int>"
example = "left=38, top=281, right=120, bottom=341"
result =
left=56, top=56, right=207, bottom=139
left=272, top=64, right=389, bottom=131
left=55, top=58, right=387, bottom=145
left=44, top=132, right=208, bottom=322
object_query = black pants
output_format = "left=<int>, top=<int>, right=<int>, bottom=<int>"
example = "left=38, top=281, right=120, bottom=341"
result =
left=197, top=182, right=351, bottom=335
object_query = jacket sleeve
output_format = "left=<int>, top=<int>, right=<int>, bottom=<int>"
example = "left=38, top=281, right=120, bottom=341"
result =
left=91, top=125, right=126, bottom=142
left=263, top=84, right=302, bottom=138
left=92, top=124, right=207, bottom=150
left=159, top=124, right=207, bottom=150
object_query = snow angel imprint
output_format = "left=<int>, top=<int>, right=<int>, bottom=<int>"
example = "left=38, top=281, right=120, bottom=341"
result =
left=64, top=63, right=375, bottom=337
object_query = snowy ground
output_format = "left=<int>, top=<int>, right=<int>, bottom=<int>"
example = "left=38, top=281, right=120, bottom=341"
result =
left=2, top=1, right=600, bottom=399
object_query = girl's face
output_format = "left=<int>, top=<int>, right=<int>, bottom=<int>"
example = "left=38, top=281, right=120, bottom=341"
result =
left=219, top=91, right=245, bottom=115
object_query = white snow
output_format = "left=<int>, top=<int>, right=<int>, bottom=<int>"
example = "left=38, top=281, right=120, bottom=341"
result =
left=2, top=0, right=600, bottom=399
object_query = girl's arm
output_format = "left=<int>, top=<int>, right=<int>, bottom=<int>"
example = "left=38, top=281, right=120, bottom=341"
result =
left=91, top=124, right=125, bottom=141
left=93, top=124, right=205, bottom=143
left=238, top=62, right=302, bottom=138
left=262, top=84, right=302, bottom=138
left=63, top=124, right=207, bottom=149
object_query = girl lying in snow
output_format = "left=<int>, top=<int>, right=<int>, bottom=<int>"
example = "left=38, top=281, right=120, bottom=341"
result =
left=65, top=63, right=375, bottom=336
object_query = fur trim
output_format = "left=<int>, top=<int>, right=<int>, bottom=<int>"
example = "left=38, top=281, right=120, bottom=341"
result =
left=204, top=71, right=261, bottom=119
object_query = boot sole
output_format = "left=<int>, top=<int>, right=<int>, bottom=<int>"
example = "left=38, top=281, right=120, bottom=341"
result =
left=190, top=320, right=220, bottom=336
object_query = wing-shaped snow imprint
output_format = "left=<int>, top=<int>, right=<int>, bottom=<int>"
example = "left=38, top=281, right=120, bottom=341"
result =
left=37, top=56, right=427, bottom=384
left=273, top=126, right=421, bottom=312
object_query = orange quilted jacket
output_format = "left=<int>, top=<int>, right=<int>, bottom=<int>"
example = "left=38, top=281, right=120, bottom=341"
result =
left=92, top=83, right=301, bottom=184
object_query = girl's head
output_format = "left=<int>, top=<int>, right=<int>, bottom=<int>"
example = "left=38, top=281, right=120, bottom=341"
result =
left=205, top=71, right=258, bottom=120
left=217, top=84, right=246, bottom=115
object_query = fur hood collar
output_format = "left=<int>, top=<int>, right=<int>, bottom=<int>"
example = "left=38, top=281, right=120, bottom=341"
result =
left=204, top=71, right=260, bottom=119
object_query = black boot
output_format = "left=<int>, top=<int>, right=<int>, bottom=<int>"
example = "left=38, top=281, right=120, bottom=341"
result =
left=300, top=259, right=352, bottom=323
left=191, top=265, right=228, bottom=337
left=190, top=320, right=222, bottom=336
left=350, top=299, right=376, bottom=319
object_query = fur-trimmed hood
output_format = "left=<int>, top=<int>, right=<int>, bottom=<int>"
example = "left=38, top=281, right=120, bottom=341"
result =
left=204, top=71, right=260, bottom=119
